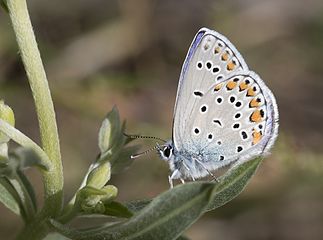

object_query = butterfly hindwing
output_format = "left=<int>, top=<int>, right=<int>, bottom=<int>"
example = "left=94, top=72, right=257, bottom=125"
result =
left=186, top=72, right=278, bottom=173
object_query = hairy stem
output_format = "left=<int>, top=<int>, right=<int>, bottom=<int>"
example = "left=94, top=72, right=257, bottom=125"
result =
left=6, top=0, right=64, bottom=238
left=0, top=119, right=51, bottom=169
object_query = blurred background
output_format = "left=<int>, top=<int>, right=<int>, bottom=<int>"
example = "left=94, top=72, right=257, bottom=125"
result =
left=1, top=0, right=323, bottom=239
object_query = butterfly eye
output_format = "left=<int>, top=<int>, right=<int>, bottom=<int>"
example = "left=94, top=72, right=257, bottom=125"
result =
left=163, top=146, right=172, bottom=158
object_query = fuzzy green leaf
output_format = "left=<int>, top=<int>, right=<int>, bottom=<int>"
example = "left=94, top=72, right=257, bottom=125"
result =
left=0, top=177, right=21, bottom=215
left=102, top=201, right=133, bottom=218
left=176, top=236, right=191, bottom=240
left=51, top=158, right=263, bottom=240
left=17, top=171, right=37, bottom=211
left=8, top=174, right=37, bottom=221
left=98, top=106, right=121, bottom=154
left=206, top=157, right=263, bottom=211
left=125, top=199, right=152, bottom=213
left=0, top=147, right=48, bottom=177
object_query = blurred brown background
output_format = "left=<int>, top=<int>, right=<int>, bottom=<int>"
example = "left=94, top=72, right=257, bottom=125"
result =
left=1, top=0, right=323, bottom=239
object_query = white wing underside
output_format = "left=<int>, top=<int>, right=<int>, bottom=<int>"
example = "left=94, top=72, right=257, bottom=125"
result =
left=171, top=28, right=279, bottom=178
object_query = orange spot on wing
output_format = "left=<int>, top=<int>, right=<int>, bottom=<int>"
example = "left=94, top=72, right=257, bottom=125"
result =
left=250, top=98, right=260, bottom=108
left=252, top=131, right=262, bottom=145
left=226, top=81, right=237, bottom=90
left=250, top=110, right=262, bottom=123
left=226, top=61, right=236, bottom=71
left=221, top=52, right=229, bottom=61
left=239, top=82, right=249, bottom=91
left=214, top=83, right=223, bottom=91
left=247, top=87, right=256, bottom=96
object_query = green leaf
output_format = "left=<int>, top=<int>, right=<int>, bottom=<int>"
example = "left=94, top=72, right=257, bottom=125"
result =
left=51, top=183, right=214, bottom=240
left=125, top=199, right=151, bottom=213
left=98, top=106, right=122, bottom=154
left=176, top=236, right=191, bottom=240
left=206, top=157, right=263, bottom=211
left=0, top=147, right=48, bottom=178
left=0, top=177, right=21, bottom=215
left=44, top=233, right=71, bottom=240
left=103, top=201, right=133, bottom=218
left=8, top=173, right=37, bottom=221
left=51, top=158, right=263, bottom=240
left=17, top=171, right=37, bottom=211
left=127, top=158, right=263, bottom=213
left=0, top=173, right=38, bottom=221
left=12, top=147, right=48, bottom=170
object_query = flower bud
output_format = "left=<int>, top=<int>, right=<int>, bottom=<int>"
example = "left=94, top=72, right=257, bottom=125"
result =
left=98, top=106, right=122, bottom=154
left=100, top=185, right=118, bottom=203
left=86, top=162, right=111, bottom=189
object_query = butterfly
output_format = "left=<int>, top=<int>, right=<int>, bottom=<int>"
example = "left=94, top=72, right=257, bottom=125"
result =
left=131, top=28, right=279, bottom=188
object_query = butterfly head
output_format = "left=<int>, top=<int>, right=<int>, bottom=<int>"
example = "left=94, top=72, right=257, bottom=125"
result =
left=158, top=141, right=174, bottom=161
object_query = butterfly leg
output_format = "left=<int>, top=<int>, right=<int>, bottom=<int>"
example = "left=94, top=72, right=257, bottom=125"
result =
left=168, top=175, right=174, bottom=189
left=168, top=169, right=180, bottom=188
left=182, top=161, right=195, bottom=181
left=195, top=159, right=219, bottom=182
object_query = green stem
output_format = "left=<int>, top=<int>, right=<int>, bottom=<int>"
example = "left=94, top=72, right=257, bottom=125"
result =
left=0, top=119, right=51, bottom=169
left=7, top=0, right=63, bottom=213
left=6, top=0, right=64, bottom=238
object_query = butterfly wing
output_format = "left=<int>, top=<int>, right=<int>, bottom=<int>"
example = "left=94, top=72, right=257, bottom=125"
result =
left=172, top=28, right=249, bottom=153
left=186, top=72, right=279, bottom=175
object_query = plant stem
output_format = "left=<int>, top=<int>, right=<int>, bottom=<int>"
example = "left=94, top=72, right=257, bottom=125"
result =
left=6, top=0, right=64, bottom=238
left=0, top=119, right=51, bottom=169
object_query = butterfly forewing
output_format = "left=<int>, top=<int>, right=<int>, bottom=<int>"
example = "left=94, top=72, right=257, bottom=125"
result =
left=173, top=28, right=249, bottom=152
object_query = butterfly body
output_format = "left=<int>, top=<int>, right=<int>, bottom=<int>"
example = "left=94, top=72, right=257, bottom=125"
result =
left=158, top=28, right=279, bottom=185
